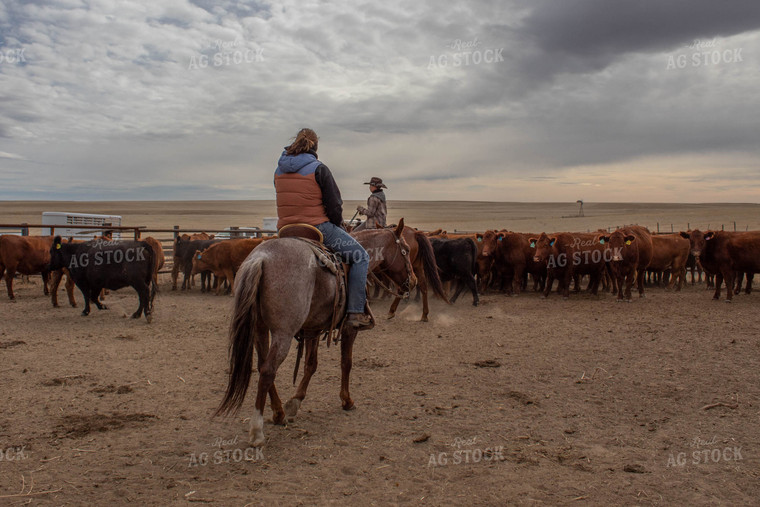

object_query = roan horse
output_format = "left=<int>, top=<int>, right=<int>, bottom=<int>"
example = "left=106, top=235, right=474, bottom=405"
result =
left=215, top=220, right=416, bottom=447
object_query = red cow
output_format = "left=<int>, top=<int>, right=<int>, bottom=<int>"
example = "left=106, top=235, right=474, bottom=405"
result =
left=0, top=235, right=54, bottom=300
left=679, top=230, right=760, bottom=302
left=649, top=234, right=690, bottom=291
left=528, top=232, right=607, bottom=299
left=598, top=225, right=653, bottom=302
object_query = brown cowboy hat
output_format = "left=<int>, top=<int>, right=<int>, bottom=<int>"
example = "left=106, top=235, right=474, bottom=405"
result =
left=364, top=176, right=387, bottom=189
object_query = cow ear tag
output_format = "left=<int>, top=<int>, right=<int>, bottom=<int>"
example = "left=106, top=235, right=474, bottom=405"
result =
left=530, top=241, right=535, bottom=248
left=498, top=237, right=502, bottom=242
left=625, top=240, right=632, bottom=245
left=550, top=240, right=555, bottom=246
left=196, top=253, right=202, bottom=259
left=599, top=239, right=605, bottom=245
left=56, top=244, right=61, bottom=249
left=477, top=237, right=482, bottom=242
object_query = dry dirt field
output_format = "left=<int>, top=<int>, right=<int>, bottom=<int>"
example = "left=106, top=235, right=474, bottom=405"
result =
left=1, top=202, right=759, bottom=505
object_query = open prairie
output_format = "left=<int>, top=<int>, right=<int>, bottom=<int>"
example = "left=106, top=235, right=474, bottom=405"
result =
left=1, top=201, right=759, bottom=505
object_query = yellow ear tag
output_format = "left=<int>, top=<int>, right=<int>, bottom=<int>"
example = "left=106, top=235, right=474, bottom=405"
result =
left=56, top=244, right=61, bottom=249
left=625, top=240, right=632, bottom=245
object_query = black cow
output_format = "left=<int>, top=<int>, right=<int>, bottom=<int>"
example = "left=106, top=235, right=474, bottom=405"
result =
left=174, top=238, right=220, bottom=292
left=429, top=237, right=479, bottom=306
left=49, top=236, right=157, bottom=322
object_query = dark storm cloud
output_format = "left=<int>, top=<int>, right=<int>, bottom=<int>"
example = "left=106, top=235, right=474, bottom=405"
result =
left=522, top=0, right=760, bottom=57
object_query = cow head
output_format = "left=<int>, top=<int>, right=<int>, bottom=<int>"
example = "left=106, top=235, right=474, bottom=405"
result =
left=190, top=249, right=211, bottom=275
left=529, top=233, right=556, bottom=265
left=48, top=235, right=67, bottom=271
left=680, top=229, right=712, bottom=260
left=480, top=230, right=502, bottom=257
left=605, top=230, right=635, bottom=262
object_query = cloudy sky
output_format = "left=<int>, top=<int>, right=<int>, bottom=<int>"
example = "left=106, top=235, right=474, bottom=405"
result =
left=1, top=0, right=759, bottom=202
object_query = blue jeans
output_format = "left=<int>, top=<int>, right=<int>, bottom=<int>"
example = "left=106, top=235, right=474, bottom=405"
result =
left=316, top=222, right=369, bottom=314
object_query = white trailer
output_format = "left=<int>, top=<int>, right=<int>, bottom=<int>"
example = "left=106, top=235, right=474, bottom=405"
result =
left=42, top=211, right=123, bottom=240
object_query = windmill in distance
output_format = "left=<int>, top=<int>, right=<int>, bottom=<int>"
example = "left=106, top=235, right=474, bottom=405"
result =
left=576, top=199, right=584, bottom=217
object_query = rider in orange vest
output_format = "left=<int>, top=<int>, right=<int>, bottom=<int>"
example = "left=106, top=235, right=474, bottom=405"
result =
left=274, top=128, right=373, bottom=329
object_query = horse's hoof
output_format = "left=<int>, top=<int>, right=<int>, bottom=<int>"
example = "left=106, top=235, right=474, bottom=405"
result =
left=342, top=399, right=355, bottom=411
left=284, top=398, right=301, bottom=419
left=145, top=314, right=153, bottom=324
left=101, top=304, right=108, bottom=310
left=420, top=317, right=429, bottom=322
left=386, top=313, right=395, bottom=320
left=562, top=296, right=569, bottom=301
left=725, top=299, right=732, bottom=303
left=472, top=301, right=479, bottom=307
left=81, top=311, right=89, bottom=316
left=272, top=411, right=286, bottom=426
left=250, top=435, right=266, bottom=448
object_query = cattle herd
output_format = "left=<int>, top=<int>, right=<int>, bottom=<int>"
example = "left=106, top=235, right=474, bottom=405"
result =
left=1, top=224, right=759, bottom=323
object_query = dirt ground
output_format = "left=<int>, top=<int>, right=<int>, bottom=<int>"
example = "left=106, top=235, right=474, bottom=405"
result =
left=1, top=272, right=758, bottom=505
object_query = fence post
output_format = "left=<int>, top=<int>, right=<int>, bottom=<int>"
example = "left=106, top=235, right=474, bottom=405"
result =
left=671, top=224, right=673, bottom=233
left=687, top=222, right=690, bottom=231
left=230, top=226, right=239, bottom=239
left=134, top=227, right=140, bottom=240
left=656, top=222, right=659, bottom=234
left=21, top=223, right=29, bottom=236
left=722, top=224, right=725, bottom=231
left=734, top=221, right=737, bottom=232
left=173, top=225, right=180, bottom=241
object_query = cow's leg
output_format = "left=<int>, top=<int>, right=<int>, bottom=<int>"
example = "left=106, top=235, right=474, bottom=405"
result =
left=285, top=333, right=320, bottom=421
left=723, top=270, right=735, bottom=302
left=131, top=282, right=149, bottom=321
left=541, top=272, right=554, bottom=298
left=712, top=272, right=723, bottom=300
left=91, top=287, right=107, bottom=310
left=253, top=319, right=284, bottom=425
left=512, top=265, right=525, bottom=296
left=65, top=272, right=77, bottom=307
left=636, top=267, right=646, bottom=298
left=4, top=265, right=16, bottom=300
left=745, top=273, right=754, bottom=294
left=249, top=330, right=291, bottom=447
left=50, top=270, right=62, bottom=307
left=562, top=270, right=572, bottom=299
left=450, top=279, right=464, bottom=303
left=41, top=270, right=51, bottom=296
left=734, top=272, right=743, bottom=295
left=78, top=284, right=92, bottom=316
left=339, top=325, right=359, bottom=410
left=224, top=269, right=235, bottom=294
left=171, top=261, right=180, bottom=290
left=466, top=274, right=479, bottom=306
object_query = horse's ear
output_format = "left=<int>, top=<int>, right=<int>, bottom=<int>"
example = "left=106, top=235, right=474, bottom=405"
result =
left=394, top=218, right=405, bottom=237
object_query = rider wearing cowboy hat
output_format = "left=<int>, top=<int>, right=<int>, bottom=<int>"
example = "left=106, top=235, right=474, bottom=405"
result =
left=354, top=177, right=387, bottom=232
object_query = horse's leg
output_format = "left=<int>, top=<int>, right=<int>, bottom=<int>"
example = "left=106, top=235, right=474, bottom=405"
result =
left=340, top=326, right=359, bottom=410
left=250, top=330, right=292, bottom=447
left=417, top=265, right=429, bottom=322
left=387, top=296, right=401, bottom=319
left=253, top=318, right=284, bottom=425
left=285, top=333, right=320, bottom=420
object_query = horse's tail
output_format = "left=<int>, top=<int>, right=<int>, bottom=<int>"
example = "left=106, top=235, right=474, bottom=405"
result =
left=215, top=256, right=264, bottom=417
left=414, top=231, right=450, bottom=303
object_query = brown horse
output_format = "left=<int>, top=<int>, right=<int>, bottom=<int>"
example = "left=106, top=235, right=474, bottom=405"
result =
left=215, top=221, right=415, bottom=447
left=379, top=226, right=449, bottom=321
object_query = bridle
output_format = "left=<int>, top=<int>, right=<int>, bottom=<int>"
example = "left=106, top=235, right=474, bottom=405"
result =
left=370, top=229, right=415, bottom=299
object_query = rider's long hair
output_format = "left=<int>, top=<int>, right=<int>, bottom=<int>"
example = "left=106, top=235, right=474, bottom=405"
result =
left=285, top=128, right=319, bottom=155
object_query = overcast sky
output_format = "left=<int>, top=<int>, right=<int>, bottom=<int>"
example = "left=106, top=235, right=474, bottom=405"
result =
left=1, top=0, right=759, bottom=202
